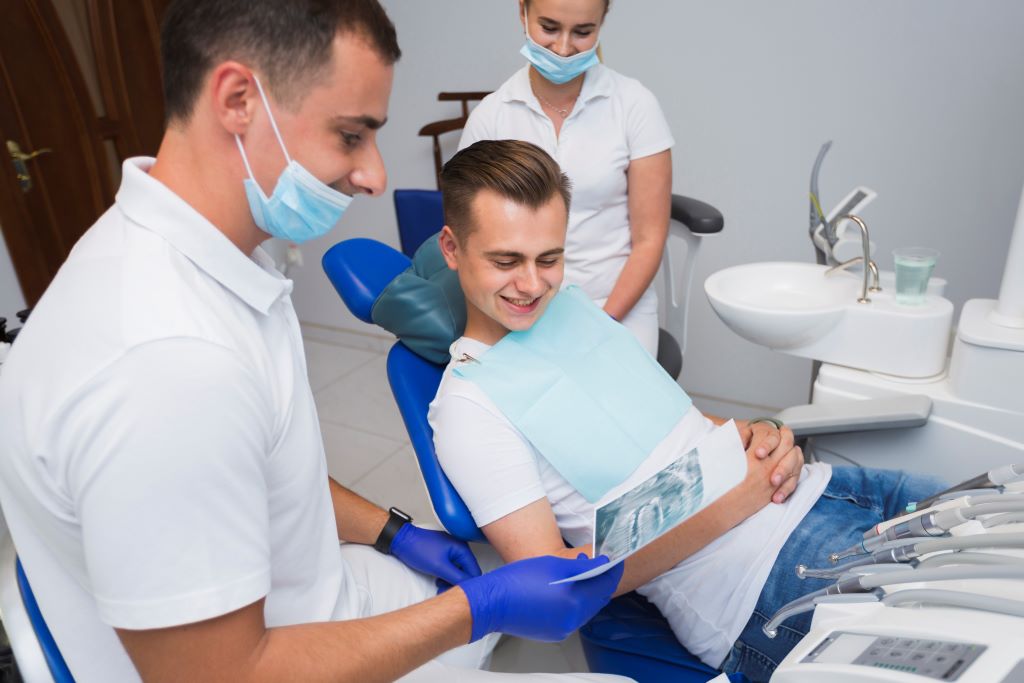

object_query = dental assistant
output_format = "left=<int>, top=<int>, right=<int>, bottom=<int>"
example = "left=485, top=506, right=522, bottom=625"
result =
left=459, top=0, right=672, bottom=356
left=0, top=2, right=628, bottom=681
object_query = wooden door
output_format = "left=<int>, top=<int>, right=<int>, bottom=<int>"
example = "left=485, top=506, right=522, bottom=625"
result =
left=0, top=0, right=170, bottom=305
left=87, top=0, right=170, bottom=158
left=0, top=0, right=114, bottom=306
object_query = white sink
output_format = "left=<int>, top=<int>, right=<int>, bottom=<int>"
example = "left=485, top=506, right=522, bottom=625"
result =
left=705, top=262, right=859, bottom=349
left=704, top=261, right=955, bottom=378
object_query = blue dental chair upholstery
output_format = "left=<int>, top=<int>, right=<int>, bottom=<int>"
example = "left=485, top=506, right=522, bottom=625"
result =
left=322, top=237, right=743, bottom=682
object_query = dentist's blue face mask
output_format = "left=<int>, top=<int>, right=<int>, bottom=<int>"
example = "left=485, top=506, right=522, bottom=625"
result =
left=234, top=75, right=353, bottom=243
left=519, top=11, right=600, bottom=85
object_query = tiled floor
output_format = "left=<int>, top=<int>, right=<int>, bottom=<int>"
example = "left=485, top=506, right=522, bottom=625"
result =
left=305, top=336, right=590, bottom=675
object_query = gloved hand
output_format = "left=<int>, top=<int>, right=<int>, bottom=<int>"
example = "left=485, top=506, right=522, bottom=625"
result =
left=459, top=553, right=624, bottom=642
left=389, top=523, right=482, bottom=586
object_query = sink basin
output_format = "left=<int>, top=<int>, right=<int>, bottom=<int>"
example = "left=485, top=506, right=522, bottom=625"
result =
left=705, top=262, right=860, bottom=349
left=704, top=261, right=955, bottom=378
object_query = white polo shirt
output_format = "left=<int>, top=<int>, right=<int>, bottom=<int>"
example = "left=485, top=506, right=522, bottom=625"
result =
left=0, top=158, right=354, bottom=681
left=459, top=64, right=675, bottom=302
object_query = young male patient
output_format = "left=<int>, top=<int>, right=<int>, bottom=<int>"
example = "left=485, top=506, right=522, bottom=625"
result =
left=428, top=140, right=945, bottom=683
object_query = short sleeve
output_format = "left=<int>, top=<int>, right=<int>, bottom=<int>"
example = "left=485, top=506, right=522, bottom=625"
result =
left=58, top=339, right=275, bottom=630
left=430, top=389, right=546, bottom=527
left=625, top=82, right=675, bottom=161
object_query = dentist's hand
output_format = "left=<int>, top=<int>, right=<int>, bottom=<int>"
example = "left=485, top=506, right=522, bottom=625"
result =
left=458, top=554, right=623, bottom=642
left=390, top=524, right=482, bottom=586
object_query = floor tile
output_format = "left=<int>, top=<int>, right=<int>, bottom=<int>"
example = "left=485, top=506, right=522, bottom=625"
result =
left=303, top=340, right=378, bottom=393
left=349, top=445, right=439, bottom=527
left=321, top=422, right=406, bottom=487
left=314, top=355, right=407, bottom=441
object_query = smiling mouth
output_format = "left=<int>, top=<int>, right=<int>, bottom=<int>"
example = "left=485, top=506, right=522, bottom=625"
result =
left=501, top=295, right=541, bottom=313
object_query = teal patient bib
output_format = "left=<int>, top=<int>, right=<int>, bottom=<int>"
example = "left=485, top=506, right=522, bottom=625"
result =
left=455, top=286, right=692, bottom=503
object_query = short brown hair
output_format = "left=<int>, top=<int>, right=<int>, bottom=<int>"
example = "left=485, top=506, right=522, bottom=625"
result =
left=440, top=140, right=572, bottom=243
left=161, top=0, right=401, bottom=123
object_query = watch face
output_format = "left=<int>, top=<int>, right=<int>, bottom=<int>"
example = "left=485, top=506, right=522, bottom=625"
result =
left=390, top=507, right=412, bottom=522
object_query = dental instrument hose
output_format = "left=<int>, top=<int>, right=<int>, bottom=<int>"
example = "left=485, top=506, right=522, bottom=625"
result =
left=764, top=565, right=1024, bottom=638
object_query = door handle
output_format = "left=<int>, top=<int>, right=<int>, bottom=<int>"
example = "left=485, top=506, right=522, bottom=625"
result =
left=7, top=140, right=53, bottom=193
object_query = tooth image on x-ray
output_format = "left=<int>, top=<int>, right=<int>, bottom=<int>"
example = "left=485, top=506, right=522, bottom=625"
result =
left=595, top=449, right=704, bottom=561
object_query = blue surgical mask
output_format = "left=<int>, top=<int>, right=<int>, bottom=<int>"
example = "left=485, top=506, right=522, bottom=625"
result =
left=235, top=75, right=353, bottom=243
left=520, top=11, right=600, bottom=85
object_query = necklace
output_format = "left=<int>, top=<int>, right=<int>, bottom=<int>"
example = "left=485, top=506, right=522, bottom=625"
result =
left=529, top=72, right=579, bottom=119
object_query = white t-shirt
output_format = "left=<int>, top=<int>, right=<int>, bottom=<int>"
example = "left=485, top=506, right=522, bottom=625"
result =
left=0, top=158, right=356, bottom=680
left=429, top=337, right=831, bottom=667
left=459, top=64, right=675, bottom=302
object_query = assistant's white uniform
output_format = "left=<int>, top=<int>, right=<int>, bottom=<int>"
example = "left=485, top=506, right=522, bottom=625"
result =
left=459, top=64, right=674, bottom=356
left=0, top=159, right=628, bottom=683
left=429, top=337, right=831, bottom=668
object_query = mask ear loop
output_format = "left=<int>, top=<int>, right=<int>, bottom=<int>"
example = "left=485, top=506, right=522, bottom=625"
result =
left=250, top=74, right=293, bottom=165
left=234, top=73, right=291, bottom=191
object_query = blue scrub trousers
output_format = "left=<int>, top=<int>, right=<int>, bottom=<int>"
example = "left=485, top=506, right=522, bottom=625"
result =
left=720, top=467, right=947, bottom=683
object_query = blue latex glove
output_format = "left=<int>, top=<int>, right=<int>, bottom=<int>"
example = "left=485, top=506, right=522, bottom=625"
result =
left=459, top=553, right=624, bottom=642
left=389, top=523, right=482, bottom=586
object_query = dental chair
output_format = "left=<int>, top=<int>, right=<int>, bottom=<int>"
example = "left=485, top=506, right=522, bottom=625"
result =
left=0, top=524, right=74, bottom=682
left=391, top=189, right=725, bottom=381
left=322, top=237, right=745, bottom=682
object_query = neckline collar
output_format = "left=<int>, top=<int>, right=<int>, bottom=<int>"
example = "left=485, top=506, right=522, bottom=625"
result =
left=116, top=158, right=292, bottom=315
left=504, top=64, right=613, bottom=116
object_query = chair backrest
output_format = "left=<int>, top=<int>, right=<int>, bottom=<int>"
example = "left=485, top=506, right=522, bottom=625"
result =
left=386, top=343, right=484, bottom=541
left=322, top=237, right=483, bottom=542
left=393, top=189, right=444, bottom=258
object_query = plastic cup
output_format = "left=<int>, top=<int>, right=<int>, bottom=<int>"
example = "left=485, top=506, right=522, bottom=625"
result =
left=893, top=247, right=939, bottom=305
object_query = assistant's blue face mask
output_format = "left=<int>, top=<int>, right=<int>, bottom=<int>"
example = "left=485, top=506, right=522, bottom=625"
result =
left=520, top=11, right=600, bottom=85
left=235, top=75, right=353, bottom=243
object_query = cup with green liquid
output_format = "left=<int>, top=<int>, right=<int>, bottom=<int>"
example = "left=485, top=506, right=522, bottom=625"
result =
left=893, top=247, right=939, bottom=305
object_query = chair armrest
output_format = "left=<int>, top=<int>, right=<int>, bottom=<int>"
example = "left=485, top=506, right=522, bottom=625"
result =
left=775, top=395, right=933, bottom=438
left=670, top=195, right=724, bottom=235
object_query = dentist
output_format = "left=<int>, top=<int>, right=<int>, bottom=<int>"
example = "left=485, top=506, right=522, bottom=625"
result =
left=0, top=1, right=628, bottom=681
left=460, top=0, right=672, bottom=356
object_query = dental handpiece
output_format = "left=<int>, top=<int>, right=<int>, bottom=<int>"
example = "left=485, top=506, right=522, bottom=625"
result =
left=766, top=564, right=1024, bottom=638
left=832, top=497, right=1024, bottom=563
left=916, top=464, right=1024, bottom=510
left=806, top=532, right=1024, bottom=578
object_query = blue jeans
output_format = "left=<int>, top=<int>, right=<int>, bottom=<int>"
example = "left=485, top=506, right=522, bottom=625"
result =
left=719, top=467, right=946, bottom=683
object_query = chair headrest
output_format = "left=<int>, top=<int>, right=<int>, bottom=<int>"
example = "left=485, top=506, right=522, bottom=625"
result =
left=371, top=234, right=466, bottom=364
left=323, top=235, right=466, bottom=365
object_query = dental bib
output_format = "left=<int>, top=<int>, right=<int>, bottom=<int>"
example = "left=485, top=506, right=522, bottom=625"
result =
left=455, top=286, right=692, bottom=503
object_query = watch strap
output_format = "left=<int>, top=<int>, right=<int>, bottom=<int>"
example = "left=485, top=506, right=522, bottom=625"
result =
left=373, top=507, right=412, bottom=555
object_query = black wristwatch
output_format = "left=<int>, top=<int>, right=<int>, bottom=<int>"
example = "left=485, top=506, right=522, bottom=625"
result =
left=373, top=507, right=412, bottom=555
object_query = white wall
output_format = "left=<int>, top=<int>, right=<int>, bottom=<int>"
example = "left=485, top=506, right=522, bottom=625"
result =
left=0, top=231, right=26, bottom=322
left=290, top=0, right=1024, bottom=413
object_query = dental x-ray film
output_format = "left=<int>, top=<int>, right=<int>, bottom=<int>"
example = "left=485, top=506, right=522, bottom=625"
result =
left=552, top=420, right=747, bottom=583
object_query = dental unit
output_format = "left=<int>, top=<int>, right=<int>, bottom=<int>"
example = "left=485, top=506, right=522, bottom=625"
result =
left=763, top=472, right=1024, bottom=681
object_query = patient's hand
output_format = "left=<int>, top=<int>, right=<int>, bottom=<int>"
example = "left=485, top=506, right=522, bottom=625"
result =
left=737, top=421, right=802, bottom=506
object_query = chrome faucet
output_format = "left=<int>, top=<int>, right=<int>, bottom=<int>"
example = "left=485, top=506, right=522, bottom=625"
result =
left=824, top=214, right=880, bottom=304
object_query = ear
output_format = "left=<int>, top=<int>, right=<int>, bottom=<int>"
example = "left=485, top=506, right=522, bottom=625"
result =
left=208, top=61, right=261, bottom=136
left=439, top=226, right=460, bottom=271
left=519, top=0, right=528, bottom=30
